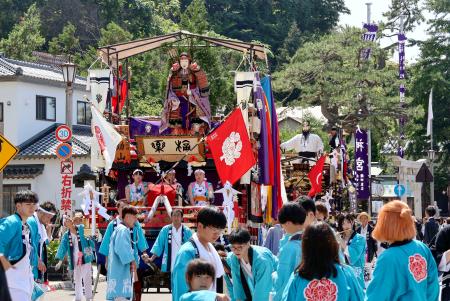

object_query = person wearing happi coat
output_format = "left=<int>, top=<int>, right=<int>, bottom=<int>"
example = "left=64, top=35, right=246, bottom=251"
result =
left=55, top=213, right=95, bottom=301
left=337, top=213, right=366, bottom=288
left=171, top=206, right=226, bottom=301
left=228, top=229, right=278, bottom=301
left=356, top=211, right=377, bottom=284
left=0, top=190, right=39, bottom=301
left=28, top=201, right=57, bottom=285
left=149, top=209, right=192, bottom=272
left=366, top=201, right=439, bottom=301
left=99, top=201, right=149, bottom=301
left=281, top=222, right=364, bottom=301
left=106, top=206, right=140, bottom=301
left=187, top=169, right=214, bottom=206
left=273, top=203, right=306, bottom=301
left=125, top=169, right=148, bottom=206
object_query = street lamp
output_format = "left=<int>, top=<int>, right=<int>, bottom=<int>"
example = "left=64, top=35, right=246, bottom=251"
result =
left=61, top=62, right=77, bottom=130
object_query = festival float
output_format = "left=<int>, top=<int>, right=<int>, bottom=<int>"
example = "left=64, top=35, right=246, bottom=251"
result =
left=85, top=31, right=338, bottom=292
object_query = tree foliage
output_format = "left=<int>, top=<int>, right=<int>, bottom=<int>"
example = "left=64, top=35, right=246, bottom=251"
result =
left=273, top=27, right=417, bottom=151
left=48, top=23, right=80, bottom=56
left=0, top=4, right=45, bottom=61
left=407, top=0, right=449, bottom=191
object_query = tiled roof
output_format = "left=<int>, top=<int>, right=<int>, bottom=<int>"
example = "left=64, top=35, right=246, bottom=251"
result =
left=0, top=55, right=86, bottom=85
left=18, top=124, right=92, bottom=158
left=4, top=164, right=45, bottom=179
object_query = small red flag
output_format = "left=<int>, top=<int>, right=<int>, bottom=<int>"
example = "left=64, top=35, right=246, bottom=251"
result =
left=307, top=155, right=326, bottom=197
left=206, top=108, right=256, bottom=185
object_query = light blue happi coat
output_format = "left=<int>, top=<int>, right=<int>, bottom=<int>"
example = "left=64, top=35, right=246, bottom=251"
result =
left=274, top=232, right=302, bottom=301
left=346, top=232, right=366, bottom=288
left=151, top=224, right=192, bottom=272
left=28, top=214, right=50, bottom=280
left=99, top=218, right=148, bottom=261
left=171, top=240, right=198, bottom=301
left=224, top=253, right=235, bottom=301
left=0, top=213, right=37, bottom=264
left=366, top=240, right=439, bottom=301
left=106, top=224, right=135, bottom=300
left=180, top=290, right=218, bottom=301
left=229, top=245, right=278, bottom=301
left=282, top=264, right=364, bottom=301
left=55, top=224, right=95, bottom=270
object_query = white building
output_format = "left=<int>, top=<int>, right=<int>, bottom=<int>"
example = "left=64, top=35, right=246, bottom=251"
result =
left=0, top=55, right=92, bottom=215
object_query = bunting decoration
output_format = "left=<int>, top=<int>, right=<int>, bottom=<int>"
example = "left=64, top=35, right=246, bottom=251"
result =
left=398, top=32, right=407, bottom=157
left=361, top=23, right=378, bottom=60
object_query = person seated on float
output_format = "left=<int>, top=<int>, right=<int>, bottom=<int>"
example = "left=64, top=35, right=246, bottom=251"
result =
left=163, top=169, right=184, bottom=206
left=187, top=169, right=214, bottom=206
left=125, top=169, right=148, bottom=206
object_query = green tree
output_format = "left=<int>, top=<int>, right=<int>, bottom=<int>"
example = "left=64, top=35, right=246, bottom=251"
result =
left=408, top=0, right=449, bottom=191
left=180, top=0, right=209, bottom=34
left=0, top=4, right=45, bottom=61
left=0, top=0, right=34, bottom=39
left=48, top=22, right=80, bottom=56
left=273, top=27, right=417, bottom=151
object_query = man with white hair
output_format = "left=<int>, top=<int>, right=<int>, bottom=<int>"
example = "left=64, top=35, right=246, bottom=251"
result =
left=187, top=169, right=214, bottom=206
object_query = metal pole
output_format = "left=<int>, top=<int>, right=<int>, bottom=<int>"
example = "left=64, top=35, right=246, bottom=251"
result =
left=366, top=2, right=372, bottom=216
left=66, top=84, right=73, bottom=132
left=430, top=114, right=435, bottom=209
left=365, top=2, right=372, bottom=24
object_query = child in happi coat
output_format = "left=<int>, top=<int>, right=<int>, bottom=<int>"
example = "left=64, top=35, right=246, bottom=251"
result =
left=282, top=222, right=364, bottom=301
left=337, top=213, right=366, bottom=288
left=56, top=213, right=95, bottom=301
left=366, top=201, right=439, bottom=301
left=228, top=229, right=278, bottom=301
left=180, top=259, right=230, bottom=301
left=273, top=202, right=307, bottom=301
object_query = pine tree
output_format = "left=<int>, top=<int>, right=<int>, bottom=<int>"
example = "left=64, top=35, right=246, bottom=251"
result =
left=48, top=23, right=80, bottom=56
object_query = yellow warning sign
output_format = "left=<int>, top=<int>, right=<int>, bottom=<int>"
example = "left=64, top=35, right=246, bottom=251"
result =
left=0, top=134, right=18, bottom=172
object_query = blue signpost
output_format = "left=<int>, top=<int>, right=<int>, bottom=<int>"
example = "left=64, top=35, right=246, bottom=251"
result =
left=394, top=184, right=406, bottom=197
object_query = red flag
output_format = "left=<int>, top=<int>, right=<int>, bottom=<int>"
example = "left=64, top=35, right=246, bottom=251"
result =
left=307, top=155, right=326, bottom=197
left=206, top=108, right=256, bottom=185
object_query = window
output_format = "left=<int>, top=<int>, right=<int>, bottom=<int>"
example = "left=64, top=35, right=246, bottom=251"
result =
left=36, top=96, right=56, bottom=121
left=0, top=103, right=3, bottom=122
left=77, top=101, right=91, bottom=125
left=2, top=184, right=31, bottom=216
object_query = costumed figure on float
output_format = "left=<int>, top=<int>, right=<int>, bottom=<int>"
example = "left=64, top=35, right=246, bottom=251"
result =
left=280, top=120, right=324, bottom=162
left=125, top=169, right=148, bottom=206
left=160, top=52, right=211, bottom=134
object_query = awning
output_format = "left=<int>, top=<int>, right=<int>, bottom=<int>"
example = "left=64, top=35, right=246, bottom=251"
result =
left=98, top=30, right=268, bottom=63
left=4, top=164, right=45, bottom=179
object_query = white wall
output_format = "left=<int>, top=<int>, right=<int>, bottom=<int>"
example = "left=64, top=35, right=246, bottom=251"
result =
left=0, top=80, right=87, bottom=146
left=4, top=156, right=91, bottom=210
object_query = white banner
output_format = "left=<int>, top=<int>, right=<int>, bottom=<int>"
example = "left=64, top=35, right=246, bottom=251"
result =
left=90, top=105, right=122, bottom=174
left=87, top=69, right=111, bottom=113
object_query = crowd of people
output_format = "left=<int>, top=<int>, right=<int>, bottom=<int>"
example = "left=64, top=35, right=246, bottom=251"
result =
left=0, top=188, right=445, bottom=301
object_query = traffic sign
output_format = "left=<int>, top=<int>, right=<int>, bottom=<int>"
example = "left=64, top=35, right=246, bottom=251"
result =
left=55, top=125, right=72, bottom=143
left=394, top=184, right=406, bottom=197
left=60, top=160, right=74, bottom=174
left=56, top=143, right=72, bottom=160
left=0, top=134, right=18, bottom=172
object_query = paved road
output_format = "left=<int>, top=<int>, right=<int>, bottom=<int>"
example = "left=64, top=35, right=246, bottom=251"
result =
left=46, top=281, right=172, bottom=301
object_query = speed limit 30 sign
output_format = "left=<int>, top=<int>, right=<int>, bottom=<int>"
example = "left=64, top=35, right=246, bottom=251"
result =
left=55, top=125, right=72, bottom=142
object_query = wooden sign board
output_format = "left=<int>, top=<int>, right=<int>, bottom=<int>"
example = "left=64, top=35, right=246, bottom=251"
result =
left=114, top=139, right=131, bottom=164
left=135, top=135, right=204, bottom=162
